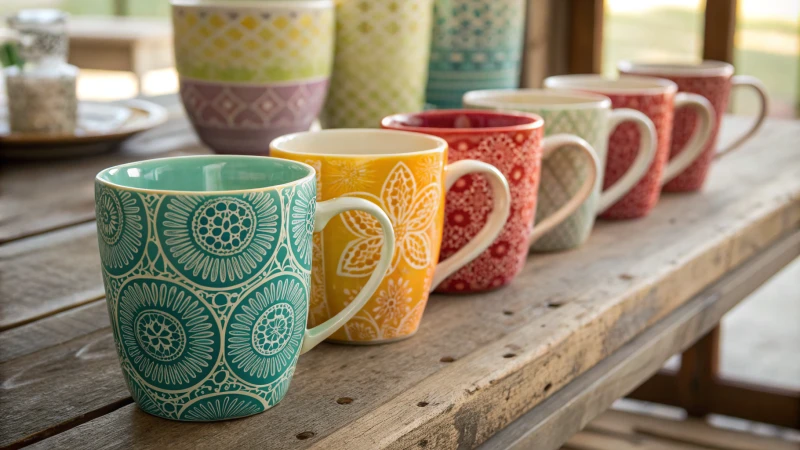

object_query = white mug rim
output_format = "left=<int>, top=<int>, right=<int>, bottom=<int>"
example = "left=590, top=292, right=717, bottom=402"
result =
left=463, top=88, right=612, bottom=111
left=544, top=74, right=678, bottom=96
left=270, top=129, right=449, bottom=159
left=618, top=60, right=735, bottom=77
left=171, top=0, right=333, bottom=10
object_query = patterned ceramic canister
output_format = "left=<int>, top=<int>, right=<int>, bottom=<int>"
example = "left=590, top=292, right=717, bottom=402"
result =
left=544, top=75, right=715, bottom=220
left=95, top=155, right=394, bottom=421
left=425, top=0, right=526, bottom=109
left=619, top=60, right=769, bottom=192
left=172, top=0, right=335, bottom=155
left=383, top=110, right=599, bottom=292
left=319, top=0, right=434, bottom=129
left=271, top=129, right=510, bottom=341
left=463, top=89, right=657, bottom=251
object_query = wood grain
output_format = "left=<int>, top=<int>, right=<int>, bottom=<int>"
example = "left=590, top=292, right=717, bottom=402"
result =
left=0, top=223, right=103, bottom=331
left=702, top=0, right=737, bottom=63
left=0, top=117, right=202, bottom=244
left=0, top=299, right=109, bottom=364
left=479, top=230, right=800, bottom=450
left=18, top=117, right=799, bottom=449
left=563, top=409, right=797, bottom=450
left=567, top=0, right=603, bottom=74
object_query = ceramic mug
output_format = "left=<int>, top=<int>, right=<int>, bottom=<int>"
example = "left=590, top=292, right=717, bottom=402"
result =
left=271, top=129, right=510, bottom=341
left=544, top=75, right=715, bottom=219
left=382, top=110, right=599, bottom=292
left=172, top=0, right=334, bottom=155
left=95, top=155, right=394, bottom=420
left=425, top=0, right=526, bottom=109
left=319, top=0, right=433, bottom=128
left=618, top=60, right=769, bottom=192
left=463, top=89, right=658, bottom=251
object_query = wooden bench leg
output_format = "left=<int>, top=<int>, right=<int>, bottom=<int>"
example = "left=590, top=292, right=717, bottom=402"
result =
left=677, top=326, right=720, bottom=417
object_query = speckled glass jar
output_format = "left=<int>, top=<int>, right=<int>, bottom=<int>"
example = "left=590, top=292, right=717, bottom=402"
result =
left=5, top=64, right=78, bottom=134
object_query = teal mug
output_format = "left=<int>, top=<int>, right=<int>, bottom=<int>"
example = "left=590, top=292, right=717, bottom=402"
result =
left=94, top=155, right=394, bottom=421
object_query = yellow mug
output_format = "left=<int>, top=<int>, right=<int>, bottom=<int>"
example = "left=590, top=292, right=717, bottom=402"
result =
left=271, top=129, right=511, bottom=343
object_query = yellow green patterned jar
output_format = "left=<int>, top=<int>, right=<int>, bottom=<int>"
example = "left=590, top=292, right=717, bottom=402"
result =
left=319, top=0, right=434, bottom=129
left=172, top=0, right=335, bottom=154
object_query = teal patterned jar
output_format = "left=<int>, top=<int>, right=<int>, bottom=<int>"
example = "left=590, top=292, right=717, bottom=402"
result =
left=95, top=155, right=394, bottom=421
left=425, top=0, right=526, bottom=109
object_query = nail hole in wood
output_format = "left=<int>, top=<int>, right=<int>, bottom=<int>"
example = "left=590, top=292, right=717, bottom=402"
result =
left=503, top=353, right=516, bottom=359
left=440, top=356, right=455, bottom=363
left=502, top=310, right=514, bottom=316
left=296, top=431, right=315, bottom=440
left=619, top=273, right=635, bottom=281
left=418, top=439, right=429, bottom=447
left=336, top=397, right=353, bottom=405
left=544, top=383, right=552, bottom=392
left=417, top=401, right=429, bottom=407
left=546, top=301, right=563, bottom=309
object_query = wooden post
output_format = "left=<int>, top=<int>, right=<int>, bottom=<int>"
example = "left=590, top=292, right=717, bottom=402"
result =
left=676, top=327, right=720, bottom=417
left=567, top=0, right=603, bottom=74
left=703, top=0, right=737, bottom=62
left=520, top=0, right=553, bottom=88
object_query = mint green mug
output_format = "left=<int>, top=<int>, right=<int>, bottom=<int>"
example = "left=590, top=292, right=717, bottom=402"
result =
left=95, top=155, right=394, bottom=421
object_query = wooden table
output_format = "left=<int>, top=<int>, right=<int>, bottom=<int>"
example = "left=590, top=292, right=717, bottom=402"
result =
left=68, top=17, right=173, bottom=92
left=1, top=105, right=798, bottom=449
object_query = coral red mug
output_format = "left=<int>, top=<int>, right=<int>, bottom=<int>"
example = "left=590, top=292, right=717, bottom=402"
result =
left=382, top=110, right=599, bottom=293
left=618, top=60, right=769, bottom=192
left=544, top=75, right=715, bottom=219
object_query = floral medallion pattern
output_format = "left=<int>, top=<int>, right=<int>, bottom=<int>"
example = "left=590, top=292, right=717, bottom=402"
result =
left=117, top=278, right=219, bottom=391
left=178, top=393, right=268, bottom=422
left=436, top=129, right=541, bottom=293
left=338, top=162, right=441, bottom=276
left=155, top=191, right=281, bottom=288
left=225, top=274, right=307, bottom=384
left=655, top=74, right=731, bottom=192
left=96, top=177, right=315, bottom=421
left=270, top=149, right=447, bottom=343
left=95, top=183, right=148, bottom=276
left=599, top=91, right=674, bottom=219
left=288, top=181, right=316, bottom=270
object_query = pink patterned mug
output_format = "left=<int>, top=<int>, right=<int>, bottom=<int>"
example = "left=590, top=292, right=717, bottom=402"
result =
left=544, top=75, right=715, bottom=219
left=382, top=110, right=599, bottom=293
left=618, top=60, right=769, bottom=191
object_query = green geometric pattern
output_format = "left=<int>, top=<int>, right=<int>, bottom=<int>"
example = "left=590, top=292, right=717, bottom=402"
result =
left=96, top=179, right=314, bottom=421
left=319, top=0, right=433, bottom=128
left=425, top=0, right=526, bottom=108
left=532, top=108, right=608, bottom=251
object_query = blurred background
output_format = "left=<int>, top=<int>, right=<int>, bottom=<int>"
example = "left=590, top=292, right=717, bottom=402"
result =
left=1, top=0, right=798, bottom=118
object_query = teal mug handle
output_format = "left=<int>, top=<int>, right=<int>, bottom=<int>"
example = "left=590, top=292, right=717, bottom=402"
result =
left=300, top=197, right=395, bottom=353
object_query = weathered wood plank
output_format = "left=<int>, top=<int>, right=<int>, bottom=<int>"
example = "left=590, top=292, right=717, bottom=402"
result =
left=0, top=117, right=201, bottom=244
left=0, top=299, right=108, bottom=364
left=587, top=410, right=799, bottom=450
left=20, top=118, right=799, bottom=449
left=479, top=230, right=800, bottom=450
left=0, top=223, right=103, bottom=331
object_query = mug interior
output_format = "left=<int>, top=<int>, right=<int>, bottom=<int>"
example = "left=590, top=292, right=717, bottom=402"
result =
left=544, top=75, right=676, bottom=95
left=97, top=155, right=313, bottom=193
left=271, top=129, right=447, bottom=156
left=463, top=89, right=610, bottom=110
left=382, top=110, right=542, bottom=133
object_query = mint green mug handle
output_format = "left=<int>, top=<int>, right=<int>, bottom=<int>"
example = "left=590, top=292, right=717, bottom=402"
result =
left=300, top=197, right=395, bottom=353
